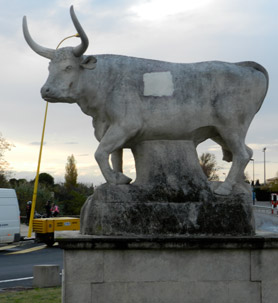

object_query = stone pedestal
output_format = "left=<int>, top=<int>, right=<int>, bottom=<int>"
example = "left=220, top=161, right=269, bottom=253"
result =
left=59, top=235, right=278, bottom=303
left=81, top=140, right=255, bottom=236
left=131, top=141, right=210, bottom=192
left=69, top=140, right=257, bottom=302
left=81, top=185, right=254, bottom=236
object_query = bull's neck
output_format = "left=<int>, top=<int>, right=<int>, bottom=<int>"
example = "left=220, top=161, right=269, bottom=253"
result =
left=76, top=71, right=104, bottom=119
left=76, top=96, right=105, bottom=122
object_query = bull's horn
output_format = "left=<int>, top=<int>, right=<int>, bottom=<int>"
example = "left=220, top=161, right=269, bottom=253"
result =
left=22, top=16, right=55, bottom=60
left=70, top=5, right=89, bottom=57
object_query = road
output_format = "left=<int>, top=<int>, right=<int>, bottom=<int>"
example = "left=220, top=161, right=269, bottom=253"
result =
left=0, top=241, right=63, bottom=290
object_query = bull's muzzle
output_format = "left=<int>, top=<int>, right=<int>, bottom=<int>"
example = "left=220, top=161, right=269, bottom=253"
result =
left=41, top=85, right=51, bottom=100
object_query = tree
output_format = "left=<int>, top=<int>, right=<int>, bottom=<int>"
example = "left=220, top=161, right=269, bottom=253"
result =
left=65, top=154, right=78, bottom=189
left=11, top=180, right=52, bottom=216
left=0, top=132, right=13, bottom=187
left=199, top=152, right=219, bottom=181
left=38, top=172, right=55, bottom=187
left=54, top=182, right=94, bottom=215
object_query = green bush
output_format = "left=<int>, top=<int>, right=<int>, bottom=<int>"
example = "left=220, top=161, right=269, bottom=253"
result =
left=11, top=181, right=52, bottom=216
left=9, top=177, right=94, bottom=217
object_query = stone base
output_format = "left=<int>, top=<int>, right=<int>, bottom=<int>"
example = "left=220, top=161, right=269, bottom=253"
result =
left=33, top=264, right=61, bottom=288
left=81, top=140, right=255, bottom=236
left=59, top=235, right=278, bottom=303
left=81, top=183, right=255, bottom=236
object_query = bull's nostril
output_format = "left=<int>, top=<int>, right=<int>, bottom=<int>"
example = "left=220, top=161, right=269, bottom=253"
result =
left=41, top=86, right=50, bottom=97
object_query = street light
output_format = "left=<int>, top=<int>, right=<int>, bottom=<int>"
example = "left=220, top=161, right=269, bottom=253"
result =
left=263, top=147, right=266, bottom=185
left=250, top=158, right=255, bottom=185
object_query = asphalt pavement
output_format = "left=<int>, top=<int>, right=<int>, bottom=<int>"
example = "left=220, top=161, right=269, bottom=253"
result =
left=0, top=224, right=63, bottom=291
left=0, top=242, right=63, bottom=290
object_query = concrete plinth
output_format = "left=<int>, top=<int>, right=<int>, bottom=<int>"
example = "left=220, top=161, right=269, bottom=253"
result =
left=59, top=235, right=278, bottom=303
left=33, top=264, right=61, bottom=288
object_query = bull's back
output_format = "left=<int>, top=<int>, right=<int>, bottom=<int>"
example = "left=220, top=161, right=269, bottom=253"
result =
left=129, top=59, right=268, bottom=124
left=97, top=55, right=268, bottom=109
left=95, top=55, right=268, bottom=137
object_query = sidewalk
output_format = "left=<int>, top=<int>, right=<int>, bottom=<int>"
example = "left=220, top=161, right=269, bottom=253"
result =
left=20, top=224, right=35, bottom=238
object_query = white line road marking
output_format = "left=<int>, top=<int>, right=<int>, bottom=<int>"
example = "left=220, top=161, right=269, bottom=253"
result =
left=0, top=277, right=33, bottom=284
left=0, top=272, right=62, bottom=284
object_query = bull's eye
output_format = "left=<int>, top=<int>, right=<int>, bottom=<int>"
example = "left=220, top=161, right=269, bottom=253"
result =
left=65, top=65, right=73, bottom=72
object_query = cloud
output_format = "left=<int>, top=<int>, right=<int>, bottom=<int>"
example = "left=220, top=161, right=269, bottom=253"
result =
left=29, top=142, right=46, bottom=146
left=130, top=0, right=212, bottom=21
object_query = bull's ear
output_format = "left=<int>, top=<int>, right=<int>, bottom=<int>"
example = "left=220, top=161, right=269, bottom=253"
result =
left=80, top=55, right=97, bottom=70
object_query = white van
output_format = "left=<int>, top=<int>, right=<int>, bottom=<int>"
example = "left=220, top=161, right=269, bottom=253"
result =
left=0, top=188, right=21, bottom=244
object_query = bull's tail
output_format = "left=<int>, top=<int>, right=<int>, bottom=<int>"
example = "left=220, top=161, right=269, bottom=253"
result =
left=236, top=61, right=269, bottom=113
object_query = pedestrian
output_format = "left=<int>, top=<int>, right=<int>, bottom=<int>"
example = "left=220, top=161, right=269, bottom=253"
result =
left=51, top=202, right=60, bottom=217
left=252, top=191, right=256, bottom=205
left=26, top=201, right=32, bottom=225
left=45, top=200, right=52, bottom=218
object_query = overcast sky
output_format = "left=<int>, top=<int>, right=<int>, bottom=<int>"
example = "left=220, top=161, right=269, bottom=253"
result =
left=1, top=0, right=277, bottom=185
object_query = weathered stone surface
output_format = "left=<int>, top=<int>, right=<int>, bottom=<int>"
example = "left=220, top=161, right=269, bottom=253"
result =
left=103, top=249, right=250, bottom=282
left=59, top=238, right=278, bottom=303
left=57, top=235, right=278, bottom=251
left=64, top=282, right=91, bottom=303
left=132, top=141, right=212, bottom=202
left=64, top=250, right=104, bottom=283
left=90, top=281, right=261, bottom=303
left=81, top=183, right=255, bottom=236
left=251, top=249, right=278, bottom=281
left=81, top=140, right=255, bottom=236
left=33, top=264, right=61, bottom=288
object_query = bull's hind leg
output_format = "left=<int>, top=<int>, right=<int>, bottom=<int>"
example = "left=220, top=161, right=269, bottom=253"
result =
left=211, top=135, right=233, bottom=162
left=214, top=131, right=252, bottom=196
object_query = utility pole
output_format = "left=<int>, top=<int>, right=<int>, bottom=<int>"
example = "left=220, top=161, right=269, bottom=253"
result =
left=263, top=147, right=266, bottom=185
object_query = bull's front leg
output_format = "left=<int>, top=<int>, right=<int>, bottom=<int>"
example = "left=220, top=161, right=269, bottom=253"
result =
left=95, top=126, right=134, bottom=185
left=111, top=149, right=123, bottom=173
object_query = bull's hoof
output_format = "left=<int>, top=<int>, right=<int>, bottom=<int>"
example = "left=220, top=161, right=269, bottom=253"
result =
left=116, top=173, right=132, bottom=184
left=108, top=172, right=132, bottom=185
left=214, top=182, right=233, bottom=196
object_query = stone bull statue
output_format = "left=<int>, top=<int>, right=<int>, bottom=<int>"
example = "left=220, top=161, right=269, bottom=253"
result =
left=23, top=6, right=268, bottom=196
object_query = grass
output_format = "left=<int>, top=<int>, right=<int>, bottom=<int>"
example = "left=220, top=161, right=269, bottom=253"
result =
left=0, top=287, right=61, bottom=303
